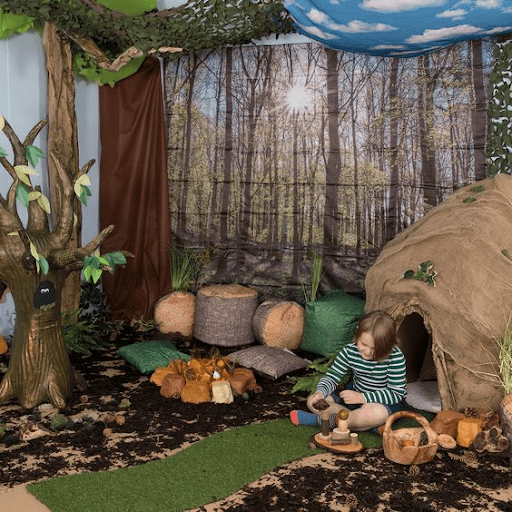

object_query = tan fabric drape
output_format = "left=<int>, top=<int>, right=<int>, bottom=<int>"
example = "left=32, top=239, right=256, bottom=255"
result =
left=99, top=56, right=171, bottom=321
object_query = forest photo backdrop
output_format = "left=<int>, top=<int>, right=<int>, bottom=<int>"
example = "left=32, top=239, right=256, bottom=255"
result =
left=164, top=40, right=493, bottom=300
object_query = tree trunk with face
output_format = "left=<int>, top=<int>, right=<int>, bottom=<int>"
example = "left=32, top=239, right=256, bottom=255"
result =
left=0, top=118, right=116, bottom=409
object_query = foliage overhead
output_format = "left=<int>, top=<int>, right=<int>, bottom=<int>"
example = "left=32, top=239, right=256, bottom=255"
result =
left=487, top=38, right=512, bottom=177
left=0, top=0, right=295, bottom=60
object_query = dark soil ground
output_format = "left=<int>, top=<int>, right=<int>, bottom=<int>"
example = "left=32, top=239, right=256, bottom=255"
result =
left=1, top=327, right=512, bottom=511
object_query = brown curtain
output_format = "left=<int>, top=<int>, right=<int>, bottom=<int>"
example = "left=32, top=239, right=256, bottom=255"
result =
left=99, top=56, right=171, bottom=321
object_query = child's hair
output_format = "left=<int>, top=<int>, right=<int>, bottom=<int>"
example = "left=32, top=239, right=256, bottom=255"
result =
left=354, top=310, right=396, bottom=360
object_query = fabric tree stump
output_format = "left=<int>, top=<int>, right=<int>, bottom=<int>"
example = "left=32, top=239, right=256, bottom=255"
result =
left=194, top=284, right=259, bottom=347
left=154, top=291, right=196, bottom=338
left=252, top=299, right=305, bottom=350
left=365, top=174, right=512, bottom=413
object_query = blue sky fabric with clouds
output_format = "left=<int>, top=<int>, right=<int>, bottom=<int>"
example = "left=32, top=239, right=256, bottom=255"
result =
left=283, top=0, right=512, bottom=57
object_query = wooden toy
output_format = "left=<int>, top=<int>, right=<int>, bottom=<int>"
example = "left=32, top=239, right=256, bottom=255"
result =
left=310, top=408, right=364, bottom=454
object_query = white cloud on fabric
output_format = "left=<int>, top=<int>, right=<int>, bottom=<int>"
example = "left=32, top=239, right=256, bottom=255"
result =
left=328, top=19, right=397, bottom=32
left=476, top=0, right=502, bottom=8
left=299, top=24, right=338, bottom=39
left=437, top=8, right=467, bottom=17
left=372, top=44, right=407, bottom=50
left=308, top=8, right=329, bottom=23
left=407, top=24, right=482, bottom=43
left=361, top=0, right=447, bottom=13
left=485, top=25, right=512, bottom=33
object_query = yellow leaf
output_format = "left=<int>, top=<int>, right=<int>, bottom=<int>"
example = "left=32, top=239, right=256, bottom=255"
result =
left=14, top=165, right=37, bottom=175
left=7, top=231, right=20, bottom=236
left=14, top=168, right=32, bottom=187
left=0, top=116, right=4, bottom=131
left=30, top=242, right=39, bottom=261
left=74, top=174, right=91, bottom=197
left=37, top=194, right=51, bottom=213
left=28, top=191, right=41, bottom=201
left=76, top=174, right=91, bottom=187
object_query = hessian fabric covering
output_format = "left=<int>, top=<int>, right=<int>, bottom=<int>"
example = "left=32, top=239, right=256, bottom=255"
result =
left=365, top=174, right=512, bottom=413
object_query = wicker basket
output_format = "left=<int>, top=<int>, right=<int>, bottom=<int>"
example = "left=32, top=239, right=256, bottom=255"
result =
left=383, top=410, right=439, bottom=465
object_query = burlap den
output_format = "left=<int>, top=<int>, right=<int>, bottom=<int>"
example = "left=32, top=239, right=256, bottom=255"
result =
left=365, top=175, right=512, bottom=413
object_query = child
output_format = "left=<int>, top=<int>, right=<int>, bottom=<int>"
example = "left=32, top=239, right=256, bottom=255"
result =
left=290, top=310, right=406, bottom=431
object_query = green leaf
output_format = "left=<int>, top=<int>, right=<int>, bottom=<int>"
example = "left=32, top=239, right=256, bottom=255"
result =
left=419, top=261, right=433, bottom=272
left=83, top=265, right=92, bottom=282
left=39, top=256, right=50, bottom=275
left=78, top=188, right=88, bottom=206
left=83, top=185, right=92, bottom=197
left=92, top=267, right=102, bottom=283
left=89, top=256, right=101, bottom=270
left=0, top=147, right=7, bottom=158
left=16, top=184, right=30, bottom=208
left=98, top=256, right=110, bottom=266
left=25, top=145, right=44, bottom=168
left=106, top=251, right=127, bottom=265
left=403, top=269, right=415, bottom=279
left=83, top=255, right=92, bottom=268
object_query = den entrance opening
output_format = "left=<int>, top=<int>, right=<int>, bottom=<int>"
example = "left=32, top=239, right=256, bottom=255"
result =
left=397, top=312, right=435, bottom=383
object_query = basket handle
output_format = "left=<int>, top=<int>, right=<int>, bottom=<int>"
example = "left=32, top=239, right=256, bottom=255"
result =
left=383, top=410, right=438, bottom=445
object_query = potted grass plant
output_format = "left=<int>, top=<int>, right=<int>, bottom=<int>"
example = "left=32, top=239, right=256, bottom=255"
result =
left=154, top=247, right=207, bottom=338
left=496, top=320, right=512, bottom=444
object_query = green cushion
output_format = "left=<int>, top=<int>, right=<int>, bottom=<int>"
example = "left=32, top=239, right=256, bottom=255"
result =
left=117, top=340, right=190, bottom=374
left=300, top=290, right=365, bottom=357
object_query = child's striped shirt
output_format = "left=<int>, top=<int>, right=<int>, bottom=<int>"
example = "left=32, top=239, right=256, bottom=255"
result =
left=316, top=343, right=407, bottom=405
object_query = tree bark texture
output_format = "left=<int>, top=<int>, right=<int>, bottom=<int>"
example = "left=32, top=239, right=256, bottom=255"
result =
left=43, top=21, right=81, bottom=316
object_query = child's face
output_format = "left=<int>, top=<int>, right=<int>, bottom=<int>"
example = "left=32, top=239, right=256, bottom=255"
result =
left=356, top=332, right=375, bottom=360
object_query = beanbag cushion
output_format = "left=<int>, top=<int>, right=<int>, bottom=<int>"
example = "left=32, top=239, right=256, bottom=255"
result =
left=228, top=346, right=309, bottom=379
left=301, top=290, right=365, bottom=356
left=117, top=340, right=190, bottom=374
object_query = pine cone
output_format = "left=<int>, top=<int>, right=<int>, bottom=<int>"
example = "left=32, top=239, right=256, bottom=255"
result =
left=481, top=411, right=500, bottom=430
left=409, top=465, right=420, bottom=476
left=419, top=430, right=429, bottom=446
left=464, top=406, right=479, bottom=418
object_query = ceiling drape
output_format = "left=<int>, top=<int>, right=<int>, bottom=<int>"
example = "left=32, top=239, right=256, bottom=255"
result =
left=99, top=56, right=172, bottom=321
left=284, top=0, right=512, bottom=57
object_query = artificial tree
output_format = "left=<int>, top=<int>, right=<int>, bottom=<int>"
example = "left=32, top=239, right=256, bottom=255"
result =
left=0, top=116, right=127, bottom=409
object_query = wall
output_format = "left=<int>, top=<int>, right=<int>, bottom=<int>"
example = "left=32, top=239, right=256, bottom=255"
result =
left=0, top=30, right=100, bottom=337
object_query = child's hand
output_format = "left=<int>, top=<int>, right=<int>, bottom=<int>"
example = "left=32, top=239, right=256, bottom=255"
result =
left=307, top=391, right=325, bottom=412
left=339, top=390, right=365, bottom=405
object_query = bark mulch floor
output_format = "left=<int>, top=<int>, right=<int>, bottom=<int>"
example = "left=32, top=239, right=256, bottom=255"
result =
left=1, top=328, right=511, bottom=511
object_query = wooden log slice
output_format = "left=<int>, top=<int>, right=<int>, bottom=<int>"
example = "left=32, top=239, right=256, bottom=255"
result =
left=154, top=291, right=196, bottom=338
left=252, top=299, right=305, bottom=350
left=194, top=284, right=259, bottom=347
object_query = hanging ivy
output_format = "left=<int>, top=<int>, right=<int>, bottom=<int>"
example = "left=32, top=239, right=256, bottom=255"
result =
left=487, top=36, right=512, bottom=176
left=0, top=0, right=295, bottom=58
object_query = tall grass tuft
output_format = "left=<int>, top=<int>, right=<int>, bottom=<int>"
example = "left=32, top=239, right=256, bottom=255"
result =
left=496, top=317, right=512, bottom=394
left=170, top=247, right=205, bottom=292
left=302, top=248, right=324, bottom=303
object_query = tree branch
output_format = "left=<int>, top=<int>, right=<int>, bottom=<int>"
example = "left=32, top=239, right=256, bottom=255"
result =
left=1, top=119, right=25, bottom=165
left=49, top=224, right=134, bottom=271
left=23, top=120, right=48, bottom=147
left=67, top=32, right=144, bottom=71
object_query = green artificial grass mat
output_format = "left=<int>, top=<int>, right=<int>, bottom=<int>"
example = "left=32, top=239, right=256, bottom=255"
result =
left=28, top=420, right=321, bottom=512
left=27, top=413, right=432, bottom=512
